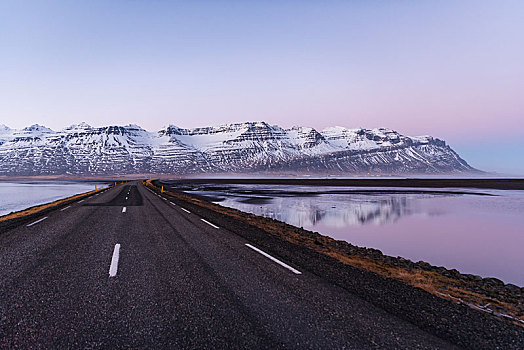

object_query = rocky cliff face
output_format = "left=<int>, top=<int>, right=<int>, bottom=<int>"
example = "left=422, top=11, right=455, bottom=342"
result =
left=0, top=121, right=476, bottom=175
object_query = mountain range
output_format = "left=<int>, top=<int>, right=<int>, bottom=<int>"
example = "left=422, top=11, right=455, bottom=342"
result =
left=0, top=122, right=476, bottom=176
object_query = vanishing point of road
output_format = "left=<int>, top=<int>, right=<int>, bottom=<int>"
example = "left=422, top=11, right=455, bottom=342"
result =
left=0, top=181, right=456, bottom=349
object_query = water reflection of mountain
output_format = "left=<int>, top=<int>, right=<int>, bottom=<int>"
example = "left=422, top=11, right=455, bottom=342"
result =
left=220, top=195, right=416, bottom=228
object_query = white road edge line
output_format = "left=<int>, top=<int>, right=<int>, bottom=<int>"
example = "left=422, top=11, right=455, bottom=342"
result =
left=180, top=207, right=191, bottom=214
left=27, top=217, right=48, bottom=227
left=122, top=207, right=127, bottom=213
left=60, top=205, right=71, bottom=211
left=245, top=243, right=302, bottom=275
left=170, top=202, right=175, bottom=205
left=109, top=243, right=121, bottom=277
left=201, top=218, right=219, bottom=229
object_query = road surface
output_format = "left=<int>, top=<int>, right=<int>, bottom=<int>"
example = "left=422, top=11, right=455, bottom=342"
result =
left=0, top=182, right=456, bottom=349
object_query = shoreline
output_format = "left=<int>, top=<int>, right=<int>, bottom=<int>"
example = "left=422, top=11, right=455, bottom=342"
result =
left=0, top=186, right=111, bottom=229
left=2, top=176, right=524, bottom=190
left=166, top=177, right=524, bottom=190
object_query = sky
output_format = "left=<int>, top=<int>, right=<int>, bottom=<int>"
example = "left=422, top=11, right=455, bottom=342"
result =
left=0, top=1, right=523, bottom=174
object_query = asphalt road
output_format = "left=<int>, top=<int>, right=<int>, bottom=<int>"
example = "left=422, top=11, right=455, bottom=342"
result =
left=0, top=182, right=457, bottom=349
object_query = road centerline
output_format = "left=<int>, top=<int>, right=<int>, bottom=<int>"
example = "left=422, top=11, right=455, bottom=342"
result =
left=60, top=205, right=71, bottom=211
left=180, top=207, right=191, bottom=214
left=109, top=244, right=121, bottom=277
left=122, top=207, right=127, bottom=213
left=245, top=243, right=302, bottom=274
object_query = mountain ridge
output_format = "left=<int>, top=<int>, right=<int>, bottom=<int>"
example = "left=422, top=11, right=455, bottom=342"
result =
left=0, top=121, right=477, bottom=175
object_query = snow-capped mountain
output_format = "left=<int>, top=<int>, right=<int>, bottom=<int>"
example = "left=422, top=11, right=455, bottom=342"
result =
left=0, top=122, right=476, bottom=175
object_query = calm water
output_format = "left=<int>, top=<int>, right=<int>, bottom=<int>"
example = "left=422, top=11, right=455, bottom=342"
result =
left=186, top=184, right=524, bottom=286
left=0, top=181, right=108, bottom=217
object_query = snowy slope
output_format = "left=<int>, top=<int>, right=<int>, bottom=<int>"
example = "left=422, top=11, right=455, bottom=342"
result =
left=0, top=121, right=476, bottom=175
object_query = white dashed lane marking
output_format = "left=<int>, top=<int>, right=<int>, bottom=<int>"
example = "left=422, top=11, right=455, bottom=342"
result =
left=245, top=243, right=302, bottom=275
left=201, top=218, right=219, bottom=229
left=27, top=217, right=48, bottom=227
left=109, top=244, right=121, bottom=277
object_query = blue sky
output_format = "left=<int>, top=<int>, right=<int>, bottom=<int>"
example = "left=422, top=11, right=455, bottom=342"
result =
left=0, top=1, right=523, bottom=173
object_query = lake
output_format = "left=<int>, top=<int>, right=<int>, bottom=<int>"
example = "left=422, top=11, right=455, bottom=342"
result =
left=183, top=184, right=524, bottom=286
left=0, top=181, right=108, bottom=217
